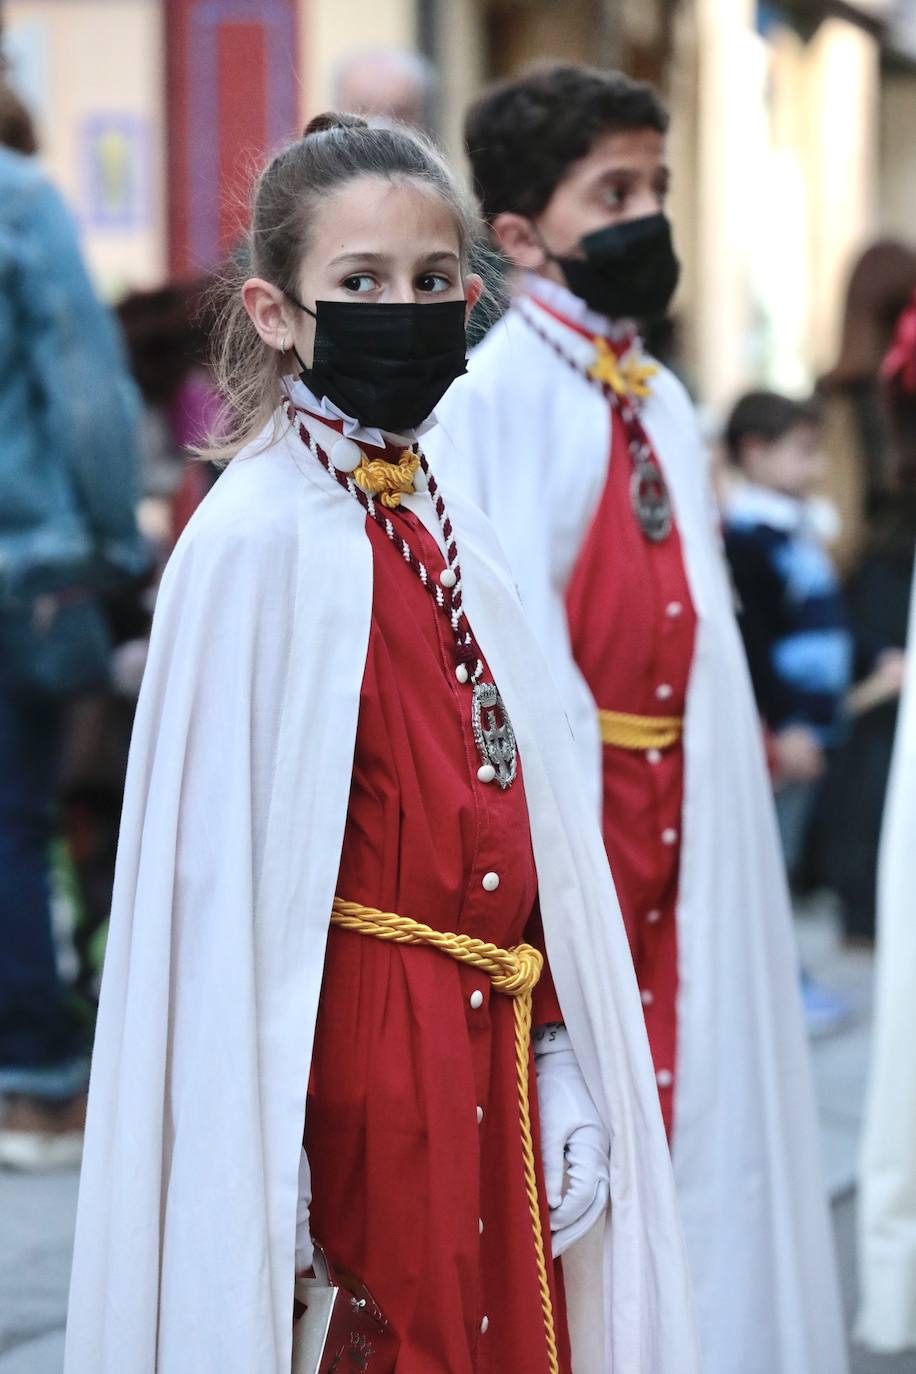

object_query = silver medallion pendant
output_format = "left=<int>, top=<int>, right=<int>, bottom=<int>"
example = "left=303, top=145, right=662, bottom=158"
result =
left=471, top=682, right=518, bottom=790
left=630, top=455, right=673, bottom=543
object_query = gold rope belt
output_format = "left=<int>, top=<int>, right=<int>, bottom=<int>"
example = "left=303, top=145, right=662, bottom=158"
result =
left=598, top=707, right=683, bottom=751
left=330, top=897, right=559, bottom=1374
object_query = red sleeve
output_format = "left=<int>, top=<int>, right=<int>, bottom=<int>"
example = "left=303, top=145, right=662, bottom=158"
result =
left=525, top=898, right=563, bottom=1027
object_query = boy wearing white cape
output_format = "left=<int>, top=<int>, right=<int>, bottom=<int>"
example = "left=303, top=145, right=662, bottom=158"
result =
left=427, top=63, right=847, bottom=1374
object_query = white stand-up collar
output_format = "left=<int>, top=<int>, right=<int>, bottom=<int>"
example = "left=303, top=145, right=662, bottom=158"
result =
left=282, top=376, right=435, bottom=450
left=723, top=478, right=841, bottom=544
left=523, top=273, right=636, bottom=344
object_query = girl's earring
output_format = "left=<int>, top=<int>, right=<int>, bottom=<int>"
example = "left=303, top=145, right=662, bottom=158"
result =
left=279, top=333, right=288, bottom=354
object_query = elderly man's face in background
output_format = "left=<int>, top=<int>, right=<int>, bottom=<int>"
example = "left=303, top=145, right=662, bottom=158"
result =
left=335, top=51, right=429, bottom=130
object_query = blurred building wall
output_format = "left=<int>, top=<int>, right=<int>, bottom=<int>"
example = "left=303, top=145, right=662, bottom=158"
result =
left=4, top=0, right=167, bottom=295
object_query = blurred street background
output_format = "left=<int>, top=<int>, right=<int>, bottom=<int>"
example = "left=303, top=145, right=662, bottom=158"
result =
left=4, top=0, right=916, bottom=1369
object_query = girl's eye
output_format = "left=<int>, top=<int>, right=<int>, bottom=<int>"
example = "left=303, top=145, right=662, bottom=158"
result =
left=416, top=273, right=451, bottom=294
left=603, top=186, right=625, bottom=210
left=341, top=274, right=377, bottom=293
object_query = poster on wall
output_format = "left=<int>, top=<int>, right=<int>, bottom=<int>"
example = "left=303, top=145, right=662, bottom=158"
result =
left=81, top=113, right=152, bottom=231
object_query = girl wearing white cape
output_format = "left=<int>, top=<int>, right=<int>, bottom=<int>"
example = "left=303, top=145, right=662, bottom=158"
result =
left=858, top=289, right=916, bottom=1352
left=426, top=64, right=847, bottom=1374
left=64, top=114, right=696, bottom=1373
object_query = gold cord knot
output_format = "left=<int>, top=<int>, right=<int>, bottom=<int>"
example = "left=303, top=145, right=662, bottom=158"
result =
left=489, top=943, right=544, bottom=997
left=352, top=448, right=420, bottom=509
left=588, top=337, right=658, bottom=400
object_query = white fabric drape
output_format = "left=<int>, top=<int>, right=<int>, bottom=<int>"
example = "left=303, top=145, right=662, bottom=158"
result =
left=857, top=552, right=916, bottom=1352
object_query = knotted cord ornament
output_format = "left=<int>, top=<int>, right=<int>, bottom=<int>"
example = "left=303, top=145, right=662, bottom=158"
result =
left=352, top=448, right=421, bottom=508
left=518, top=301, right=673, bottom=543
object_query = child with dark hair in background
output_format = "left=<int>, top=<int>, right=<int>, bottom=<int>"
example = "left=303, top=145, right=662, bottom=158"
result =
left=723, top=392, right=852, bottom=859
left=723, top=391, right=855, bottom=1033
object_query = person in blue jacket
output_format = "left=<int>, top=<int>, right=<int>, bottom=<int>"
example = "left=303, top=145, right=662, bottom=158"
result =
left=0, top=97, right=146, bottom=1168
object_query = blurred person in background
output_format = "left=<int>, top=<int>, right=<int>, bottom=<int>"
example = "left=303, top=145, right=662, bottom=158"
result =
left=722, top=392, right=852, bottom=874
left=115, top=277, right=223, bottom=543
left=857, top=287, right=916, bottom=1354
left=428, top=62, right=847, bottom=1374
left=721, top=391, right=857, bottom=1036
left=815, top=241, right=916, bottom=944
left=0, top=73, right=146, bottom=1169
left=332, top=45, right=438, bottom=133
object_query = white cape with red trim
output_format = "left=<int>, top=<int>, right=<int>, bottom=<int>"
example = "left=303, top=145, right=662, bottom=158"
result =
left=64, top=412, right=697, bottom=1373
left=857, top=554, right=916, bottom=1351
left=427, top=286, right=848, bottom=1374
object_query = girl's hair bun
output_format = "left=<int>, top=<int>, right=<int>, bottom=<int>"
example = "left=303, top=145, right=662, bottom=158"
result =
left=303, top=111, right=370, bottom=138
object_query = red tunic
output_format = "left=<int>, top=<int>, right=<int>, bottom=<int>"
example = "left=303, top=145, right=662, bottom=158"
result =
left=305, top=446, right=570, bottom=1373
left=559, top=317, right=697, bottom=1138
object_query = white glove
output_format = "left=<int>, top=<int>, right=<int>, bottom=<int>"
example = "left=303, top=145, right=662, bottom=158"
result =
left=295, top=1146, right=314, bottom=1274
left=534, top=1024, right=610, bottom=1258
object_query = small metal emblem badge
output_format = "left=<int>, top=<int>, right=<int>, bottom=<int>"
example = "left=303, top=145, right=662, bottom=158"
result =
left=630, top=454, right=673, bottom=543
left=472, top=682, right=518, bottom=790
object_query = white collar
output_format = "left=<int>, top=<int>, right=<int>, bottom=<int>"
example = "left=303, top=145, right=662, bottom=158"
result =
left=723, top=480, right=815, bottom=535
left=282, top=376, right=436, bottom=450
left=522, top=273, right=636, bottom=343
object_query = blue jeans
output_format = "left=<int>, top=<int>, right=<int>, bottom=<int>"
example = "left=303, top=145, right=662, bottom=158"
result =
left=0, top=687, right=86, bottom=1098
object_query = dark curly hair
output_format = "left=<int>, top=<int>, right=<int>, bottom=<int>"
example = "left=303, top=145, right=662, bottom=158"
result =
left=465, top=64, right=668, bottom=223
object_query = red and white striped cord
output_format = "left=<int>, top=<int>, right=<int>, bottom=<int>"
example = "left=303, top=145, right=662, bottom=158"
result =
left=288, top=404, right=485, bottom=684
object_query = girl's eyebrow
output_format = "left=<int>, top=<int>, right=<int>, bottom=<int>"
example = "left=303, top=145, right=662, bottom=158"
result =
left=327, top=250, right=390, bottom=267
left=327, top=248, right=460, bottom=268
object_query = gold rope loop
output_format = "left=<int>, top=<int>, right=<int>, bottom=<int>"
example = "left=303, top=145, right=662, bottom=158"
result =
left=598, top=707, right=683, bottom=751
left=329, top=897, right=559, bottom=1374
left=351, top=449, right=420, bottom=509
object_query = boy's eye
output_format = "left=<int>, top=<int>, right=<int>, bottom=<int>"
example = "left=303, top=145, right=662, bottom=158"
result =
left=416, top=273, right=451, bottom=294
left=341, top=274, right=377, bottom=293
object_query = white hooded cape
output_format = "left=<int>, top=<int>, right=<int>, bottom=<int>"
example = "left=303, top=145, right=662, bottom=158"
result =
left=63, top=413, right=698, bottom=1374
left=427, top=287, right=848, bottom=1374
left=857, top=554, right=916, bottom=1352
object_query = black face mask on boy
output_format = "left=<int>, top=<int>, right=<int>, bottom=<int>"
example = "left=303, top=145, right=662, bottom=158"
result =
left=287, top=296, right=469, bottom=434
left=547, top=213, right=681, bottom=323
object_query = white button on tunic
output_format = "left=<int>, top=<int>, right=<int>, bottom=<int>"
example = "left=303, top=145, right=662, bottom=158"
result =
left=330, top=437, right=363, bottom=473
left=656, top=1069, right=673, bottom=1089
left=666, top=601, right=683, bottom=618
left=456, top=664, right=469, bottom=684
left=482, top=872, right=500, bottom=892
left=661, top=828, right=678, bottom=846
left=641, top=989, right=654, bottom=1006
left=476, top=1105, right=484, bottom=1124
left=655, top=683, right=674, bottom=701
left=439, top=568, right=457, bottom=589
left=646, top=908, right=662, bottom=924
left=469, top=990, right=484, bottom=1010
left=480, top=1316, right=490, bottom=1334
left=646, top=748, right=662, bottom=765
left=477, top=764, right=497, bottom=784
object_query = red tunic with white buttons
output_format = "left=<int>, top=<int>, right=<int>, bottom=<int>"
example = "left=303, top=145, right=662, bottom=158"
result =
left=305, top=446, right=570, bottom=1374
left=562, top=326, right=697, bottom=1139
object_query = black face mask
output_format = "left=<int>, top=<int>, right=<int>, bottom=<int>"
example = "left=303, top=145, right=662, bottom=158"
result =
left=289, top=297, right=468, bottom=434
left=551, top=213, right=680, bottom=323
